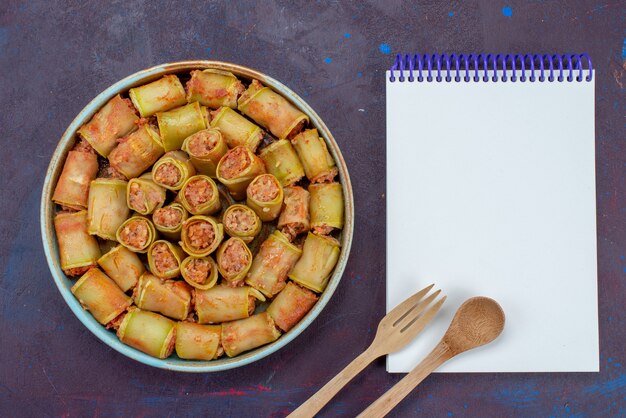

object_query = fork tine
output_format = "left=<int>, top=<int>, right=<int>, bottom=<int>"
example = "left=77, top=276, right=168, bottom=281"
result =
left=385, top=284, right=434, bottom=324
left=400, top=295, right=447, bottom=334
left=393, top=289, right=442, bottom=328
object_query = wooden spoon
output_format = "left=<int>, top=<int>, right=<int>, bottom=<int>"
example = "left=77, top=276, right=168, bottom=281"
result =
left=357, top=297, right=505, bottom=418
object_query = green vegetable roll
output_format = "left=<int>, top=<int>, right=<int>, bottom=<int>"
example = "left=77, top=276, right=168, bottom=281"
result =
left=277, top=186, right=310, bottom=241
left=291, top=128, right=338, bottom=183
left=117, top=308, right=176, bottom=359
left=209, top=107, right=263, bottom=151
left=126, top=174, right=166, bottom=215
left=180, top=255, right=219, bottom=290
left=129, top=75, right=187, bottom=117
left=52, top=150, right=99, bottom=210
left=54, top=211, right=101, bottom=277
left=71, top=268, right=132, bottom=325
left=186, top=69, right=245, bottom=109
left=266, top=281, right=318, bottom=332
left=87, top=179, right=130, bottom=240
left=181, top=128, right=229, bottom=177
left=179, top=175, right=220, bottom=215
left=221, top=312, right=281, bottom=357
left=289, top=232, right=340, bottom=293
left=258, top=139, right=305, bottom=186
left=245, top=230, right=302, bottom=298
left=309, top=182, right=344, bottom=235
left=108, top=124, right=164, bottom=179
left=157, top=102, right=209, bottom=152
left=133, top=272, right=192, bottom=320
left=216, top=237, right=253, bottom=286
left=116, top=215, right=157, bottom=253
left=216, top=146, right=266, bottom=200
left=237, top=79, right=308, bottom=139
left=147, top=240, right=185, bottom=280
left=246, top=174, right=284, bottom=222
left=97, top=245, right=145, bottom=292
left=180, top=215, right=224, bottom=257
left=175, top=322, right=223, bottom=360
left=152, top=203, right=188, bottom=240
left=195, top=284, right=265, bottom=324
left=222, top=204, right=261, bottom=244
left=152, top=151, right=196, bottom=191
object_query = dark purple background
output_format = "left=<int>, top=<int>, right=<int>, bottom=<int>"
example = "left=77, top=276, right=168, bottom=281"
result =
left=1, top=1, right=625, bottom=416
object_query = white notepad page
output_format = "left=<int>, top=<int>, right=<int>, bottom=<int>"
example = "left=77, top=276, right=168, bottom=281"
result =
left=386, top=70, right=597, bottom=373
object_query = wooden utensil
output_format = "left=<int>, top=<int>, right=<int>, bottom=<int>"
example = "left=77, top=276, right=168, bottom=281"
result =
left=357, top=296, right=505, bottom=418
left=289, top=284, right=446, bottom=418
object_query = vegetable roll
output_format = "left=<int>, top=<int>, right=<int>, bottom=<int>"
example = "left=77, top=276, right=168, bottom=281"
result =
left=186, top=69, right=245, bottom=109
left=117, top=308, right=176, bottom=359
left=147, top=240, right=185, bottom=280
left=216, top=146, right=266, bottom=200
left=152, top=203, right=188, bottom=240
left=221, top=312, right=281, bottom=357
left=216, top=237, right=253, bottom=286
left=152, top=151, right=196, bottom=191
left=157, top=102, right=209, bottom=152
left=179, top=175, right=220, bottom=215
left=277, top=186, right=310, bottom=241
left=175, top=322, right=223, bottom=360
left=291, top=129, right=338, bottom=183
left=108, top=124, right=165, bottom=179
left=52, top=150, right=98, bottom=210
left=116, top=215, right=157, bottom=253
left=133, top=272, right=192, bottom=320
left=54, top=211, right=101, bottom=277
left=97, top=245, right=145, bottom=292
left=245, top=230, right=302, bottom=298
left=237, top=79, right=308, bottom=140
left=209, top=107, right=263, bottom=151
left=289, top=232, right=340, bottom=293
left=71, top=268, right=132, bottom=325
left=266, top=281, right=318, bottom=332
left=129, top=75, right=187, bottom=117
left=78, top=94, right=139, bottom=157
left=309, top=182, right=344, bottom=234
left=87, top=179, right=130, bottom=240
left=195, top=284, right=265, bottom=324
left=180, top=215, right=224, bottom=257
left=222, top=204, right=261, bottom=244
left=126, top=174, right=166, bottom=215
left=181, top=128, right=228, bottom=177
left=246, top=174, right=283, bottom=222
left=258, top=139, right=305, bottom=186
left=180, top=255, right=219, bottom=290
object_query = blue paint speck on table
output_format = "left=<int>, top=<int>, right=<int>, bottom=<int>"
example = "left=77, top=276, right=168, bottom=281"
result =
left=324, top=57, right=332, bottom=64
left=448, top=11, right=454, bottom=17
left=344, top=32, right=351, bottom=39
left=502, top=6, right=513, bottom=17
left=622, top=38, right=626, bottom=60
left=357, top=72, right=362, bottom=77
left=379, top=43, right=391, bottom=54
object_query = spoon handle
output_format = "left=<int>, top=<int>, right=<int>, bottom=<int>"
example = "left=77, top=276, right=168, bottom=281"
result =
left=289, top=348, right=378, bottom=418
left=356, top=342, right=452, bottom=418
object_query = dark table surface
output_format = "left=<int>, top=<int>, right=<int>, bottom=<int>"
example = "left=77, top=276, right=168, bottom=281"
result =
left=1, top=1, right=625, bottom=417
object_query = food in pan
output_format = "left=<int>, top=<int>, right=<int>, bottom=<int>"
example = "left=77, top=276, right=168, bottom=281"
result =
left=51, top=68, right=345, bottom=362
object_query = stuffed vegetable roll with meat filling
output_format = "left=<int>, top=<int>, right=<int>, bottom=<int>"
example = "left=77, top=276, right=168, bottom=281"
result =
left=258, top=139, right=305, bottom=186
left=245, top=230, right=302, bottom=298
left=116, top=215, right=157, bottom=253
left=52, top=147, right=98, bottom=210
left=246, top=174, right=283, bottom=222
left=186, top=69, right=245, bottom=109
left=181, top=128, right=228, bottom=177
left=108, top=124, right=164, bottom=179
left=87, top=179, right=130, bottom=240
left=152, top=203, right=188, bottom=240
left=291, top=129, right=338, bottom=183
left=216, top=237, right=253, bottom=286
left=209, top=107, right=263, bottom=151
left=175, top=322, right=223, bottom=360
left=289, top=232, right=340, bottom=293
left=216, top=146, right=266, bottom=200
left=54, top=211, right=101, bottom=277
left=78, top=94, right=139, bottom=157
left=152, top=151, right=196, bottom=191
left=221, top=312, right=281, bottom=357
left=157, top=102, right=209, bottom=152
left=129, top=75, right=187, bottom=117
left=133, top=272, right=192, bottom=320
left=180, top=215, right=224, bottom=257
left=237, top=79, right=308, bottom=140
left=147, top=240, right=185, bottom=280
left=178, top=175, right=220, bottom=215
left=71, top=268, right=132, bottom=325
left=267, top=281, right=318, bottom=332
left=277, top=186, right=310, bottom=241
left=126, top=174, right=166, bottom=215
left=195, top=284, right=265, bottom=324
left=97, top=245, right=145, bottom=292
left=180, top=255, right=218, bottom=290
left=222, top=204, right=261, bottom=244
left=309, top=182, right=344, bottom=235
left=117, top=308, right=176, bottom=359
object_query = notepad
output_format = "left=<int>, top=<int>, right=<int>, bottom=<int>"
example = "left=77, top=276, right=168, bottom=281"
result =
left=386, top=54, right=597, bottom=373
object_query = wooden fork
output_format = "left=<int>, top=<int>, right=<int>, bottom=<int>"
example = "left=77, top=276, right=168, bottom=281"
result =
left=288, top=284, right=446, bottom=418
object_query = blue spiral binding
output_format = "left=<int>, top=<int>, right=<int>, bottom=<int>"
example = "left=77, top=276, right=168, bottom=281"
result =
left=389, top=53, right=593, bottom=83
